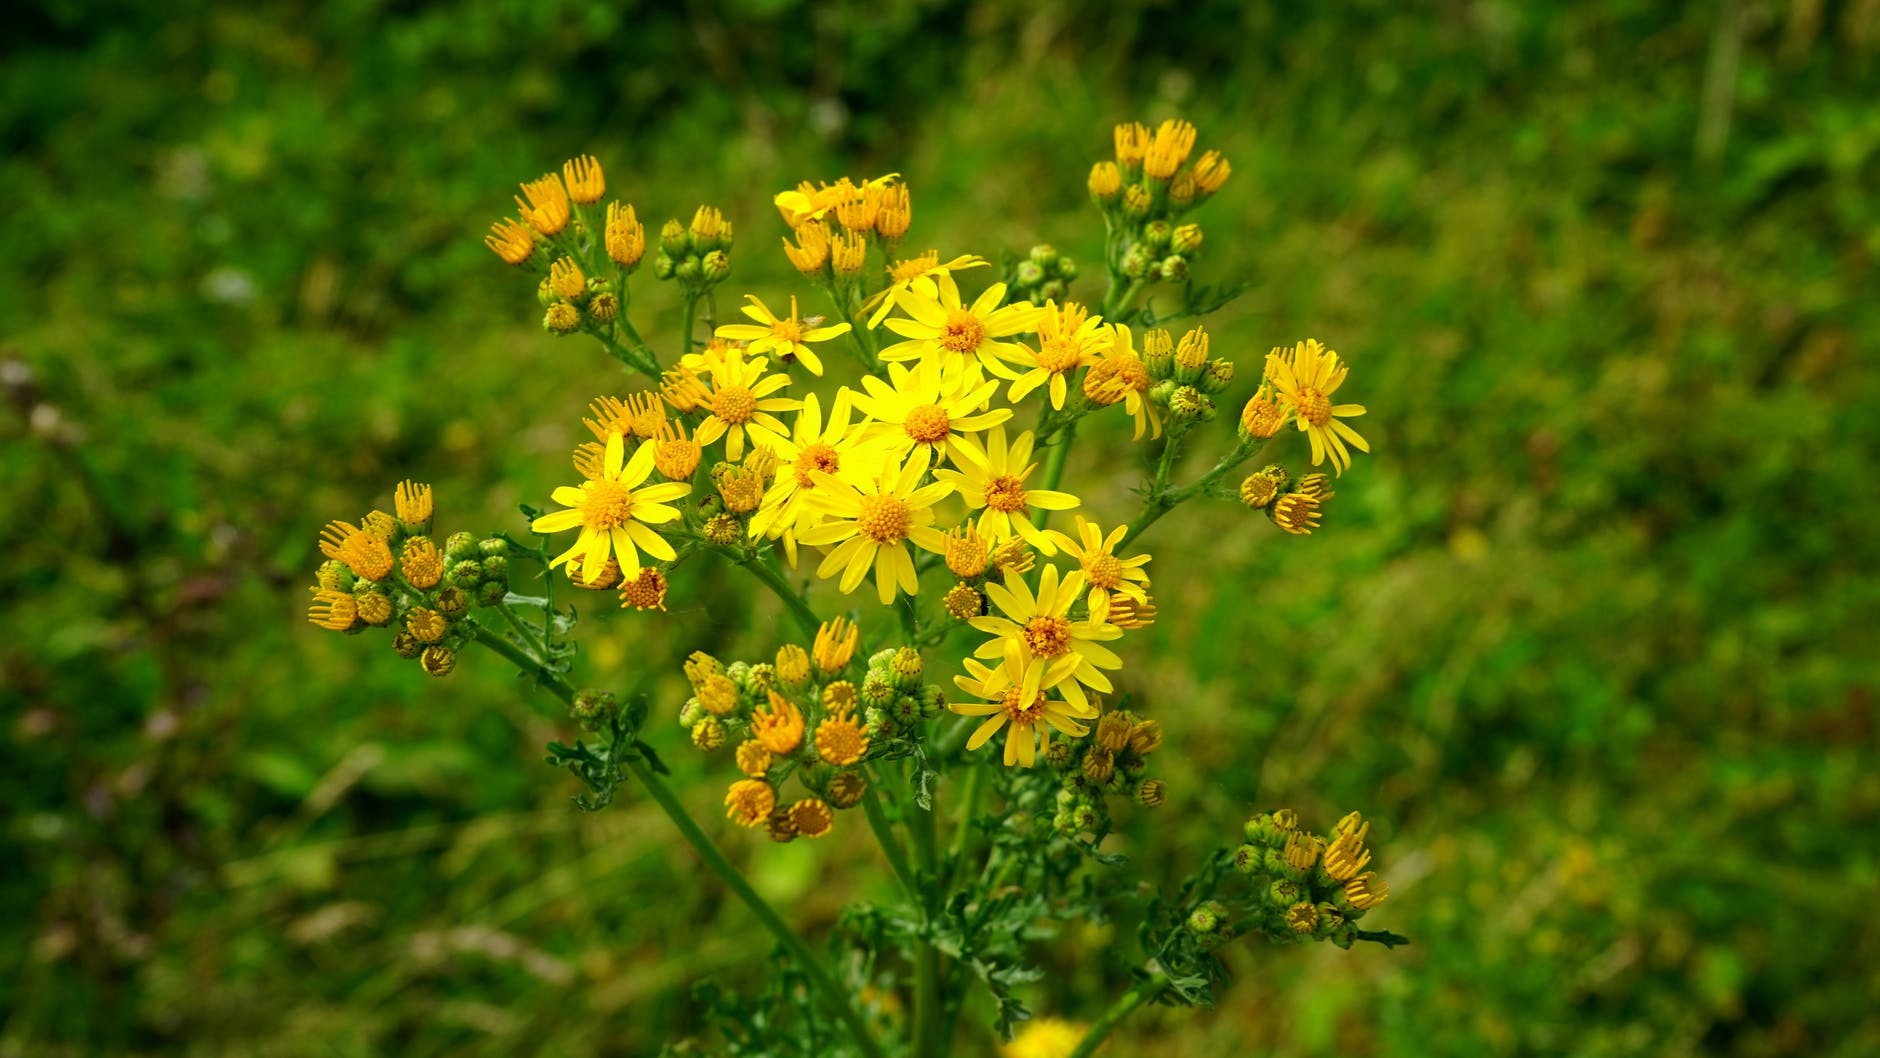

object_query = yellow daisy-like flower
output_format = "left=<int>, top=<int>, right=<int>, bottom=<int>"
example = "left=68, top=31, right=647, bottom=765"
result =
left=748, top=389, right=885, bottom=567
left=1083, top=324, right=1162, bottom=440
left=851, top=358, right=1012, bottom=464
left=530, top=432, right=692, bottom=579
left=1047, top=515, right=1151, bottom=611
left=1008, top=300, right=1108, bottom=409
left=951, top=640, right=1092, bottom=767
left=689, top=346, right=800, bottom=462
left=864, top=251, right=988, bottom=327
left=725, top=779, right=776, bottom=828
left=933, top=425, right=1079, bottom=554
left=1266, top=339, right=1369, bottom=476
left=714, top=294, right=852, bottom=377
left=879, top=273, right=1036, bottom=377
left=797, top=446, right=954, bottom=605
left=971, top=565, right=1123, bottom=713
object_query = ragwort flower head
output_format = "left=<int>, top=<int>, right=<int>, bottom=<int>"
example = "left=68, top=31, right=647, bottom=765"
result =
left=531, top=432, right=691, bottom=579
left=1047, top=515, right=1151, bottom=611
left=1008, top=300, right=1108, bottom=410
left=971, top=564, right=1123, bottom=713
left=1266, top=339, right=1369, bottom=476
left=850, top=358, right=1011, bottom=465
left=934, top=425, right=1079, bottom=555
left=950, top=640, right=1092, bottom=767
left=714, top=294, right=852, bottom=377
left=686, top=345, right=801, bottom=462
left=879, top=272, right=1036, bottom=378
left=748, top=390, right=886, bottom=567
left=797, top=446, right=953, bottom=605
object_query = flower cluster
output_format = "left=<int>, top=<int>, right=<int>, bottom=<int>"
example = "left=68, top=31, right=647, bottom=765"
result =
left=1202, top=808, right=1393, bottom=950
left=306, top=482, right=510, bottom=677
left=679, top=618, right=951, bottom=841
left=1090, top=119, right=1230, bottom=284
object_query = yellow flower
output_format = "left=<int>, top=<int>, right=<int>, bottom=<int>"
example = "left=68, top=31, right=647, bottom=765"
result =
left=1345, top=872, right=1389, bottom=909
left=714, top=294, right=852, bottom=377
left=1193, top=149, right=1232, bottom=193
left=753, top=692, right=805, bottom=755
left=531, top=432, right=692, bottom=579
left=1266, top=339, right=1369, bottom=475
left=1271, top=491, right=1324, bottom=536
left=850, top=358, right=1011, bottom=464
left=318, top=520, right=393, bottom=581
left=773, top=173, right=900, bottom=227
left=691, top=346, right=800, bottom=462
left=971, top=565, right=1123, bottom=713
left=1047, top=515, right=1151, bottom=611
left=782, top=221, right=830, bottom=275
left=514, top=173, right=571, bottom=236
left=1144, top=119, right=1197, bottom=180
left=605, top=202, right=645, bottom=267
left=790, top=798, right=835, bottom=838
left=814, top=616, right=860, bottom=674
left=933, top=425, right=1079, bottom=554
left=484, top=217, right=535, bottom=265
left=725, top=779, right=776, bottom=827
left=1008, top=300, right=1108, bottom=409
left=797, top=446, right=953, bottom=605
left=562, top=155, right=605, bottom=204
left=618, top=567, right=669, bottom=611
left=307, top=590, right=357, bottom=631
left=1114, top=122, right=1151, bottom=168
left=814, top=709, right=869, bottom=766
left=748, top=390, right=885, bottom=567
left=863, top=251, right=988, bottom=327
left=1004, top=1017, right=1087, bottom=1058
left=951, top=641, right=1092, bottom=767
left=878, top=273, right=1036, bottom=377
left=394, top=480, right=433, bottom=529
left=1085, top=324, right=1161, bottom=440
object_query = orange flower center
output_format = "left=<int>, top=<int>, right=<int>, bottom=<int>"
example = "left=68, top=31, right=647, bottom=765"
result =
left=941, top=309, right=985, bottom=353
left=999, top=686, right=1048, bottom=723
left=1296, top=386, right=1333, bottom=427
left=793, top=443, right=841, bottom=488
left=1022, top=615, right=1072, bottom=657
left=985, top=475, right=1028, bottom=513
left=712, top=385, right=757, bottom=424
left=1035, top=335, right=1082, bottom=373
left=857, top=494, right=912, bottom=543
left=769, top=318, right=806, bottom=344
left=1083, top=552, right=1123, bottom=589
left=903, top=404, right=952, bottom=444
left=891, top=256, right=937, bottom=283
left=581, top=479, right=636, bottom=529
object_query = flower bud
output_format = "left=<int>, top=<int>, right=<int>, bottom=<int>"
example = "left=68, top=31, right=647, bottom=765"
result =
left=1015, top=260, right=1045, bottom=287
left=549, top=257, right=587, bottom=301
left=1173, top=326, right=1209, bottom=382
left=544, top=302, right=580, bottom=334
left=588, top=292, right=619, bottom=323
left=827, top=770, right=867, bottom=809
left=420, top=645, right=456, bottom=677
left=943, top=583, right=983, bottom=620
left=1088, top=161, right=1122, bottom=203
left=476, top=581, right=505, bottom=607
left=1056, top=256, right=1078, bottom=280
left=1199, top=357, right=1235, bottom=394
left=1029, top=244, right=1059, bottom=270
left=889, top=647, right=923, bottom=690
left=660, top=218, right=689, bottom=257
left=434, top=585, right=469, bottom=620
left=1141, top=328, right=1174, bottom=379
left=1172, top=223, right=1203, bottom=254
left=606, top=202, right=645, bottom=268
left=1123, top=183, right=1151, bottom=218
left=702, top=249, right=732, bottom=284
left=691, top=716, right=726, bottom=751
left=572, top=688, right=617, bottom=726
left=1136, top=778, right=1167, bottom=806
left=1142, top=221, right=1172, bottom=251
left=653, top=253, right=676, bottom=280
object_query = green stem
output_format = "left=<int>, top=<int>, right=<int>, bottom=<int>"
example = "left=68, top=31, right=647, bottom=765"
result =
left=1067, top=970, right=1169, bottom=1058
left=497, top=603, right=547, bottom=655
left=907, top=766, right=944, bottom=1058
left=721, top=546, right=821, bottom=638
left=680, top=290, right=699, bottom=357
left=468, top=625, right=884, bottom=1058
left=1119, top=435, right=1276, bottom=551
left=1035, top=418, right=1078, bottom=532
left=1102, top=277, right=1149, bottom=323
left=944, top=760, right=985, bottom=889
left=860, top=783, right=919, bottom=899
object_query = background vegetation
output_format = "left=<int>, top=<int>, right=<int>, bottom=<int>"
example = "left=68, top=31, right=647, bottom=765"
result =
left=4, top=0, right=1876, bottom=1054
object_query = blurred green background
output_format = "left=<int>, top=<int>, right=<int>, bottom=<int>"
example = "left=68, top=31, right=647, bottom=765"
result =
left=4, top=0, right=1877, bottom=1054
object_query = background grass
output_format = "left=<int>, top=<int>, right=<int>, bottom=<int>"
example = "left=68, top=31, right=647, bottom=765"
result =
left=3, top=1, right=1877, bottom=1054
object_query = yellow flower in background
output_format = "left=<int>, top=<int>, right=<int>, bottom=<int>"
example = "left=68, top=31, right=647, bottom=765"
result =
left=934, top=425, right=1079, bottom=554
left=850, top=358, right=1011, bottom=464
left=1048, top=515, right=1151, bottom=611
left=971, top=565, right=1123, bottom=713
left=798, top=446, right=953, bottom=605
left=878, top=273, right=1036, bottom=377
left=714, top=294, right=852, bottom=377
left=864, top=251, right=988, bottom=327
left=1003, top=1017, right=1088, bottom=1058
left=1084, top=324, right=1161, bottom=440
left=531, top=432, right=692, bottom=578
left=1008, top=300, right=1108, bottom=409
left=951, top=640, right=1091, bottom=767
left=749, top=389, right=885, bottom=567
left=1266, top=339, right=1369, bottom=475
left=774, top=173, right=900, bottom=226
left=689, top=346, right=800, bottom=462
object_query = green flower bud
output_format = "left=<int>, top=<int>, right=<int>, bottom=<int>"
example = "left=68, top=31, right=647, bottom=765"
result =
left=588, top=292, right=619, bottom=323
left=1168, top=385, right=1204, bottom=421
left=868, top=648, right=898, bottom=670
left=391, top=630, right=423, bottom=659
left=653, top=253, right=676, bottom=280
left=1159, top=255, right=1189, bottom=282
left=890, top=647, right=923, bottom=690
left=478, top=537, right=508, bottom=557
left=536, top=276, right=556, bottom=307
left=702, top=249, right=731, bottom=283
left=1039, top=279, right=1067, bottom=302
left=861, top=671, right=895, bottom=709
left=891, top=695, right=920, bottom=727
left=659, top=219, right=688, bottom=257
left=476, top=581, right=506, bottom=607
left=1198, top=357, right=1235, bottom=394
left=572, top=688, right=617, bottom=726
left=1055, top=256, right=1078, bottom=280
left=1142, top=220, right=1172, bottom=251
left=1186, top=905, right=1220, bottom=935
left=434, top=585, right=469, bottom=619
left=675, top=255, right=703, bottom=283
left=420, top=645, right=456, bottom=677
left=1029, top=244, right=1059, bottom=269
left=1122, top=245, right=1152, bottom=279
left=678, top=697, right=704, bottom=728
left=1233, top=844, right=1262, bottom=874
left=480, top=554, right=508, bottom=581
left=445, top=532, right=479, bottom=562
left=1015, top=260, right=1046, bottom=287
left=1148, top=378, right=1178, bottom=407
left=448, top=559, right=483, bottom=586
left=1171, top=223, right=1204, bottom=254
left=544, top=302, right=580, bottom=334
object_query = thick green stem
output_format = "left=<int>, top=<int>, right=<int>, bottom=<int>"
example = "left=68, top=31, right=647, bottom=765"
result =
left=1067, top=970, right=1169, bottom=1058
left=907, top=767, right=944, bottom=1058
left=680, top=290, right=699, bottom=357
left=1035, top=418, right=1078, bottom=531
left=469, top=624, right=884, bottom=1058
left=1102, top=277, right=1149, bottom=322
